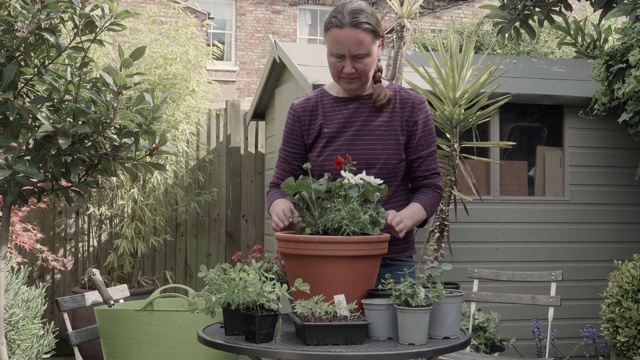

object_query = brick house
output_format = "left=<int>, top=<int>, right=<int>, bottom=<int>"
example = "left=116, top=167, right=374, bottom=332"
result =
left=189, top=0, right=494, bottom=109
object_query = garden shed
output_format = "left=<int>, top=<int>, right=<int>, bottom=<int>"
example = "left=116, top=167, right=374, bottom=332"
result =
left=245, top=39, right=640, bottom=356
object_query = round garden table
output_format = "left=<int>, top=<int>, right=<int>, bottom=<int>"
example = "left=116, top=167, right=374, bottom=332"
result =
left=198, top=315, right=471, bottom=360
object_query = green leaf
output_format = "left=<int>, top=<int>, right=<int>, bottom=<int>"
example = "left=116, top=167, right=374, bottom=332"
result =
left=121, top=57, right=134, bottom=70
left=0, top=169, right=13, bottom=179
left=14, top=163, right=44, bottom=180
left=1, top=62, right=17, bottom=91
left=118, top=45, right=125, bottom=61
left=129, top=46, right=147, bottom=62
left=145, top=162, right=167, bottom=171
left=0, top=136, right=17, bottom=146
left=59, top=137, right=71, bottom=149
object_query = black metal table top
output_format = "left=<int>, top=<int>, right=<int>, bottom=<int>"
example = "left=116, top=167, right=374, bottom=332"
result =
left=198, top=315, right=471, bottom=360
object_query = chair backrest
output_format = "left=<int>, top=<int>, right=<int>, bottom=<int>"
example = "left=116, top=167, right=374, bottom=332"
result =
left=55, top=285, right=130, bottom=360
left=464, top=268, right=562, bottom=358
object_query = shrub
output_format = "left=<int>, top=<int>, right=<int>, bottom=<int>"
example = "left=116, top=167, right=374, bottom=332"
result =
left=5, top=260, right=57, bottom=360
left=600, top=253, right=640, bottom=358
left=85, top=0, right=217, bottom=287
left=413, top=18, right=575, bottom=59
left=590, top=22, right=640, bottom=180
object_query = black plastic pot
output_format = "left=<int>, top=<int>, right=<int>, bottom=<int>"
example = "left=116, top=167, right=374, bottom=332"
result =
left=367, top=287, right=392, bottom=298
left=222, top=307, right=244, bottom=336
left=290, top=313, right=369, bottom=345
left=241, top=311, right=279, bottom=344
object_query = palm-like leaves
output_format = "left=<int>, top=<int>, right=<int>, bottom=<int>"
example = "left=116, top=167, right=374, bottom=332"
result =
left=385, top=0, right=424, bottom=83
left=404, top=34, right=514, bottom=267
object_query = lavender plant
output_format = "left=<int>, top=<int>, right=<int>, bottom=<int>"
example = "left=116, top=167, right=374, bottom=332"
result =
left=580, top=325, right=611, bottom=358
left=526, top=319, right=613, bottom=359
left=532, top=317, right=559, bottom=358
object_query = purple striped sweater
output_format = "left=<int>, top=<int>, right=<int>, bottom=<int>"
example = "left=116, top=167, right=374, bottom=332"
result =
left=267, top=83, right=442, bottom=258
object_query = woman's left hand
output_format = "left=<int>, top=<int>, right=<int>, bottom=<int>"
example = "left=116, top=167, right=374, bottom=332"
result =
left=385, top=210, right=408, bottom=238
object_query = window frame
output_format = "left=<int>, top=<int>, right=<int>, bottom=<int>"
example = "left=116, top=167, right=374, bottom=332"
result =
left=199, top=0, right=236, bottom=69
left=463, top=105, right=569, bottom=201
left=297, top=5, right=333, bottom=45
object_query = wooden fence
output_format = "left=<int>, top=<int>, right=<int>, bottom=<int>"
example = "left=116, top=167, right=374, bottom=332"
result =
left=23, top=100, right=266, bottom=331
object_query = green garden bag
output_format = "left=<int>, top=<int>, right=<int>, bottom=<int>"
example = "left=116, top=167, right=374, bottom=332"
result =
left=94, top=284, right=236, bottom=360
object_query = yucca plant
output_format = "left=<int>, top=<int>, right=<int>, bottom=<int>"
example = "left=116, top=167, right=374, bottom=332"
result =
left=404, top=34, right=514, bottom=268
left=385, top=0, right=424, bottom=84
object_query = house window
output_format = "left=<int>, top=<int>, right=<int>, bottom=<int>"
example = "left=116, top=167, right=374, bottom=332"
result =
left=298, top=7, right=332, bottom=44
left=197, top=0, right=235, bottom=65
left=458, top=103, right=565, bottom=198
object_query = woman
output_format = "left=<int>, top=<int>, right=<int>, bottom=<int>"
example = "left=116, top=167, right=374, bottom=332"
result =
left=267, top=0, right=441, bottom=283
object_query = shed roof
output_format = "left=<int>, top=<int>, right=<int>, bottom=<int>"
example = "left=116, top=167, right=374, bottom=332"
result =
left=247, top=39, right=599, bottom=121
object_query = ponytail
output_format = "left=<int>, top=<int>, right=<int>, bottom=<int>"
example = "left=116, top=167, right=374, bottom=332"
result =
left=372, top=61, right=392, bottom=110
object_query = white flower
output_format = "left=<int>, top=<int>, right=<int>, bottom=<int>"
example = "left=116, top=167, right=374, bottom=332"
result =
left=341, top=170, right=363, bottom=185
left=355, top=170, right=384, bottom=186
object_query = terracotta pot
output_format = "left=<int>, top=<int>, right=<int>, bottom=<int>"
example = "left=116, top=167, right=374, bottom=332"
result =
left=275, top=231, right=390, bottom=309
left=70, top=285, right=155, bottom=360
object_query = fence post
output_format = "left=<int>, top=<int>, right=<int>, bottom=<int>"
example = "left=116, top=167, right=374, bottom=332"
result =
left=225, top=100, right=243, bottom=260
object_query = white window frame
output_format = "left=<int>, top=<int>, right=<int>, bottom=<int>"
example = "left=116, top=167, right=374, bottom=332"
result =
left=197, top=0, right=236, bottom=68
left=298, top=6, right=333, bottom=45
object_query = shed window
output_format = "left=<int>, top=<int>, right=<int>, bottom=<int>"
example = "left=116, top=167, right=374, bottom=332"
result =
left=298, top=6, right=331, bottom=45
left=197, top=0, right=235, bottom=66
left=458, top=103, right=565, bottom=198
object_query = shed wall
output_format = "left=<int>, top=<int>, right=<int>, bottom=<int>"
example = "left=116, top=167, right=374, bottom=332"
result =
left=430, top=107, right=640, bottom=356
left=264, top=68, right=307, bottom=250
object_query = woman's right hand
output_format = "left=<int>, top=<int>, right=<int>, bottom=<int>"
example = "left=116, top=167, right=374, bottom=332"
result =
left=269, top=198, right=299, bottom=232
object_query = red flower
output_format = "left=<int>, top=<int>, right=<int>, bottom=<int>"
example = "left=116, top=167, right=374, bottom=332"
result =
left=250, top=244, right=265, bottom=256
left=334, top=155, right=343, bottom=170
left=231, top=251, right=242, bottom=262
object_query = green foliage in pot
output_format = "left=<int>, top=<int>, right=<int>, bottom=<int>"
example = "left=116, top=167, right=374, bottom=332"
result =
left=195, top=258, right=310, bottom=315
left=600, top=253, right=640, bottom=358
left=196, top=262, right=246, bottom=314
left=460, top=303, right=515, bottom=354
left=85, top=0, right=217, bottom=288
left=293, top=295, right=363, bottom=322
left=281, top=154, right=388, bottom=236
left=195, top=245, right=290, bottom=314
left=5, top=260, right=56, bottom=360
left=405, top=33, right=513, bottom=267
left=381, top=269, right=444, bottom=308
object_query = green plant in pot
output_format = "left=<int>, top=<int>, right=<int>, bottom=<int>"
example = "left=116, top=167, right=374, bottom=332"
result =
left=600, top=253, right=640, bottom=358
left=275, top=154, right=392, bottom=309
left=380, top=269, right=444, bottom=345
left=293, top=295, right=363, bottom=322
left=196, top=253, right=310, bottom=343
left=460, top=303, right=515, bottom=354
left=282, top=154, right=388, bottom=236
left=291, top=295, right=369, bottom=345
left=196, top=245, right=291, bottom=336
left=405, top=33, right=514, bottom=268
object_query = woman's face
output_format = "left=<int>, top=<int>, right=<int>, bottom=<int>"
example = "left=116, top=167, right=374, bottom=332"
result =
left=325, top=27, right=381, bottom=97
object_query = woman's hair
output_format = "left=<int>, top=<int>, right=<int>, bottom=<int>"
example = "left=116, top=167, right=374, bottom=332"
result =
left=324, top=0, right=392, bottom=109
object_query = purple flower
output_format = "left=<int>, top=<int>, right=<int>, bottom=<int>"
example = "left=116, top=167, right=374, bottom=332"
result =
left=532, top=317, right=546, bottom=357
